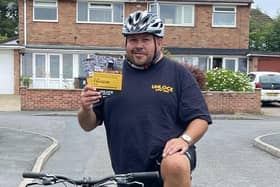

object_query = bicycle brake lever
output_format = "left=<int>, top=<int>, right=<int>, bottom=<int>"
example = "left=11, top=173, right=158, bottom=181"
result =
left=127, top=181, right=144, bottom=187
left=25, top=182, right=40, bottom=187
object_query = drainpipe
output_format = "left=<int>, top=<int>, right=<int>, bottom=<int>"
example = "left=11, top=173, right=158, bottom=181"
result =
left=24, top=0, right=27, bottom=46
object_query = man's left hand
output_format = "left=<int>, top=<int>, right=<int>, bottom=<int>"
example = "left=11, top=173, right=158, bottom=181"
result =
left=162, top=138, right=189, bottom=158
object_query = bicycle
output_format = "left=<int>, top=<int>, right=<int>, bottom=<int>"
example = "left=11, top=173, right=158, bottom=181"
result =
left=22, top=171, right=160, bottom=187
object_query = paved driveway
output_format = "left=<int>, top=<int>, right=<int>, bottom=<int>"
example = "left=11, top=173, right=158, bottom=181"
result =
left=261, top=102, right=280, bottom=116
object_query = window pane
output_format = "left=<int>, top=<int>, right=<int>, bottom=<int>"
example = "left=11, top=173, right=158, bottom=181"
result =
left=184, top=6, right=193, bottom=24
left=63, top=54, right=73, bottom=79
left=214, top=12, right=235, bottom=26
left=35, top=55, right=45, bottom=78
left=79, top=54, right=87, bottom=77
left=78, top=1, right=88, bottom=21
left=89, top=9, right=111, bottom=22
left=198, top=57, right=208, bottom=71
left=160, top=4, right=193, bottom=25
left=161, top=5, right=176, bottom=24
left=224, top=59, right=236, bottom=71
left=34, top=7, right=57, bottom=20
left=35, top=0, right=56, bottom=6
left=22, top=53, right=33, bottom=77
left=175, top=6, right=183, bottom=24
left=238, top=58, right=247, bottom=73
left=215, top=7, right=235, bottom=12
left=113, top=3, right=123, bottom=22
left=50, top=55, right=60, bottom=78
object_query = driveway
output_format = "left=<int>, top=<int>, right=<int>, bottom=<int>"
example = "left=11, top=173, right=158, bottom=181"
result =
left=261, top=102, right=280, bottom=116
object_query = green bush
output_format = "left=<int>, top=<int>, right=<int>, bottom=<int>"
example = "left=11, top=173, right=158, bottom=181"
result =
left=206, top=68, right=253, bottom=92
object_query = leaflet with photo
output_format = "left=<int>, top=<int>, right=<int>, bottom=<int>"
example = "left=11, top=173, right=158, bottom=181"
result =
left=82, top=54, right=123, bottom=97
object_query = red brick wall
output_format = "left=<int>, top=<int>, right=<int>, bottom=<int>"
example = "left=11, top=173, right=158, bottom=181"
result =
left=203, top=89, right=261, bottom=114
left=18, top=0, right=250, bottom=49
left=20, top=88, right=81, bottom=111
left=164, top=5, right=249, bottom=49
left=20, top=88, right=261, bottom=114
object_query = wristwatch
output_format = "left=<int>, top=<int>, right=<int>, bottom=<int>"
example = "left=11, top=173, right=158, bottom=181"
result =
left=181, top=134, right=192, bottom=145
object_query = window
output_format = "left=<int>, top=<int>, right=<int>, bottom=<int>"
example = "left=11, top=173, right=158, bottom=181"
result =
left=49, top=55, right=60, bottom=78
left=35, top=54, right=46, bottom=78
left=79, top=54, right=88, bottom=77
left=77, top=1, right=124, bottom=23
left=155, top=4, right=194, bottom=26
left=174, top=56, right=208, bottom=71
left=238, top=58, right=248, bottom=73
left=63, top=54, right=73, bottom=79
left=212, top=57, right=223, bottom=69
left=224, top=58, right=237, bottom=71
left=22, top=53, right=33, bottom=77
left=33, top=0, right=58, bottom=21
left=212, top=6, right=236, bottom=27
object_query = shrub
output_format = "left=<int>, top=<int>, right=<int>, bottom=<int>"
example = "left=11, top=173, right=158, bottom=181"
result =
left=184, top=64, right=206, bottom=90
left=206, top=68, right=253, bottom=92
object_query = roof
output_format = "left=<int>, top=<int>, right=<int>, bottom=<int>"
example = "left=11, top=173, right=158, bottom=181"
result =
left=166, top=47, right=250, bottom=56
left=0, top=36, right=18, bottom=44
left=247, top=51, right=280, bottom=57
left=0, top=37, right=23, bottom=50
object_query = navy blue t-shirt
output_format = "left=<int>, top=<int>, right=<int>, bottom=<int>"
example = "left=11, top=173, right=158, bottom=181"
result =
left=93, top=56, right=212, bottom=174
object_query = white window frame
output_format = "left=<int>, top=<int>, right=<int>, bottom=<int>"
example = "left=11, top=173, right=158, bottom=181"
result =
left=32, top=53, right=66, bottom=89
left=33, top=0, right=58, bottom=22
left=212, top=6, right=236, bottom=28
left=209, top=56, right=249, bottom=73
left=173, top=55, right=210, bottom=71
left=77, top=1, right=124, bottom=24
left=149, top=3, right=194, bottom=27
left=223, top=58, right=238, bottom=72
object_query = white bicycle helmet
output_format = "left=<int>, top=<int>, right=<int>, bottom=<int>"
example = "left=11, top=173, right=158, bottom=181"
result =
left=122, top=11, right=164, bottom=37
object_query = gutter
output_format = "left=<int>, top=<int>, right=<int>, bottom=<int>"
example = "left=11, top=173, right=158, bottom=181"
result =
left=247, top=53, right=280, bottom=58
left=22, top=44, right=126, bottom=55
left=0, top=45, right=24, bottom=50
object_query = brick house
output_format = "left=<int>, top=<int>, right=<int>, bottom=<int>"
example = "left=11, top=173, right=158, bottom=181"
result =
left=6, top=0, right=262, bottom=112
left=17, top=0, right=253, bottom=90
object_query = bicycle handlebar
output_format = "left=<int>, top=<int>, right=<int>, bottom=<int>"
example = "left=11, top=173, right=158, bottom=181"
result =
left=23, top=172, right=47, bottom=179
left=22, top=171, right=160, bottom=186
left=129, top=171, right=160, bottom=181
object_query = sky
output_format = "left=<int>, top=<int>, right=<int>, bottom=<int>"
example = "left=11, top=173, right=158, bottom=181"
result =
left=252, top=0, right=280, bottom=18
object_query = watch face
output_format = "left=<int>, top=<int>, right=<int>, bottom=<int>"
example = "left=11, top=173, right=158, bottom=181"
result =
left=182, top=134, right=192, bottom=144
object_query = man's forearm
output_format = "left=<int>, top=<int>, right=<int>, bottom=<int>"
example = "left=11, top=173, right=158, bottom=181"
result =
left=182, top=118, right=208, bottom=145
left=78, top=107, right=98, bottom=131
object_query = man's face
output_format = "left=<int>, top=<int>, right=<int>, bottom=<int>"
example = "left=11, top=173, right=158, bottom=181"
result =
left=125, top=33, right=162, bottom=66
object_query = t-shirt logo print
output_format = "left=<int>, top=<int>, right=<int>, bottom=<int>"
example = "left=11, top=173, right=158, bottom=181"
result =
left=151, top=84, right=174, bottom=93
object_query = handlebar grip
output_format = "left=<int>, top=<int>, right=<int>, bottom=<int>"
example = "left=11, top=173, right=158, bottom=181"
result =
left=22, top=172, right=47, bottom=179
left=130, top=171, right=160, bottom=181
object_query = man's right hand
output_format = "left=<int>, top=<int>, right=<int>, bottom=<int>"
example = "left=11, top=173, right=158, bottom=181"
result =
left=80, top=85, right=102, bottom=112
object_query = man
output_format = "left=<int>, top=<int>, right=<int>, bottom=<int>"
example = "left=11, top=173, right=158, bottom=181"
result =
left=78, top=10, right=212, bottom=187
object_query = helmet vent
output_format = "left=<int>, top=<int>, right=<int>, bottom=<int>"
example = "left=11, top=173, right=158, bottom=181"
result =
left=122, top=11, right=164, bottom=37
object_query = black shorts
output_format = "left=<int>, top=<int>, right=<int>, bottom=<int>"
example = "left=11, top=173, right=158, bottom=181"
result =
left=124, top=145, right=197, bottom=187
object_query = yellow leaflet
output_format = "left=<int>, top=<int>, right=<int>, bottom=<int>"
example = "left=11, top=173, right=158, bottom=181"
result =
left=87, top=72, right=123, bottom=91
